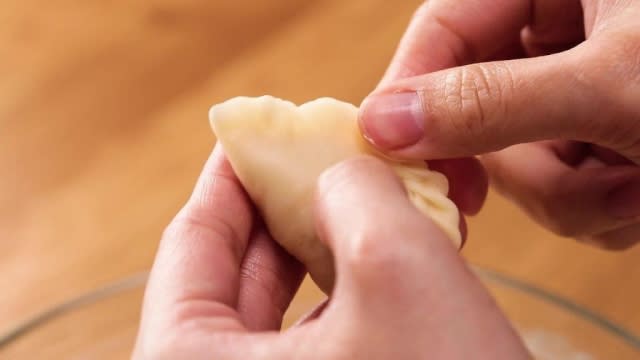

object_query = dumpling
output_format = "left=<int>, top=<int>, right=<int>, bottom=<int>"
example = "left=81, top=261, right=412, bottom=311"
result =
left=209, top=96, right=460, bottom=293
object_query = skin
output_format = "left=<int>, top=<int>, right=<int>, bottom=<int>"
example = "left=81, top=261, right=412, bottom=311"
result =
left=359, top=0, right=640, bottom=249
left=133, top=1, right=640, bottom=356
left=133, top=146, right=530, bottom=359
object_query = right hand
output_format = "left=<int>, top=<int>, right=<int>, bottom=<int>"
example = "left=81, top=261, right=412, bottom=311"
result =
left=358, top=0, right=640, bottom=248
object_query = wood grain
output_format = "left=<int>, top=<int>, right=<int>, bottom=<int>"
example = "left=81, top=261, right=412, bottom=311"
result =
left=2, top=1, right=639, bottom=358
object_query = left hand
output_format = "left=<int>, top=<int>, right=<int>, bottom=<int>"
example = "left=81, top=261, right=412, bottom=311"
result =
left=133, top=145, right=528, bottom=359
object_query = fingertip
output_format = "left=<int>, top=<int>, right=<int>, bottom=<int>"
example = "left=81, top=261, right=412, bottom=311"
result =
left=315, top=157, right=407, bottom=244
left=358, top=92, right=425, bottom=152
left=208, top=142, right=231, bottom=173
left=317, top=155, right=404, bottom=199
left=317, top=156, right=387, bottom=218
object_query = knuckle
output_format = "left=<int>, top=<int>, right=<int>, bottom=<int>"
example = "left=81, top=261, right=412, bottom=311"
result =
left=583, top=37, right=639, bottom=93
left=608, top=31, right=640, bottom=152
left=579, top=227, right=640, bottom=251
left=581, top=32, right=640, bottom=95
left=611, top=28, right=640, bottom=79
left=239, top=256, right=290, bottom=318
left=441, top=64, right=512, bottom=145
left=526, top=187, right=583, bottom=238
left=163, top=213, right=214, bottom=240
left=162, top=208, right=244, bottom=259
left=344, top=229, right=404, bottom=280
left=442, top=66, right=484, bottom=137
left=573, top=37, right=640, bottom=153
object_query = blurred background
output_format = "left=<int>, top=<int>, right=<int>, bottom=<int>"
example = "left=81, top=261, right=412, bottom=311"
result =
left=2, top=1, right=640, bottom=358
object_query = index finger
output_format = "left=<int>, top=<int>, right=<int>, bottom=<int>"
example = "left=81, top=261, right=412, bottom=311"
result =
left=379, top=0, right=530, bottom=87
left=140, top=145, right=253, bottom=332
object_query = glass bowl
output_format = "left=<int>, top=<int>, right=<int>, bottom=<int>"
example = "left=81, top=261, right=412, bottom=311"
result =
left=1, top=268, right=638, bottom=359
left=474, top=267, right=640, bottom=359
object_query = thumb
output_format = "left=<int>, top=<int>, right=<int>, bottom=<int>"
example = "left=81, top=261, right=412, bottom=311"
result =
left=313, top=156, right=462, bottom=302
left=359, top=48, right=625, bottom=160
left=312, top=156, right=528, bottom=358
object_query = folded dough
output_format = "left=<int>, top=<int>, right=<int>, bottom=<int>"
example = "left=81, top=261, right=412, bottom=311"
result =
left=210, top=96, right=460, bottom=293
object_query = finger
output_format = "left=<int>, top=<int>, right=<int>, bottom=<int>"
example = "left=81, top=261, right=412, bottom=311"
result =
left=314, top=156, right=460, bottom=301
left=359, top=45, right=637, bottom=161
left=291, top=299, right=330, bottom=327
left=459, top=212, right=468, bottom=248
left=590, top=144, right=634, bottom=166
left=380, top=0, right=531, bottom=86
left=140, top=145, right=252, bottom=336
left=313, top=156, right=527, bottom=356
left=521, top=0, right=585, bottom=56
left=482, top=143, right=640, bottom=238
left=428, top=157, right=488, bottom=215
left=582, top=223, right=640, bottom=250
left=136, top=146, right=309, bottom=359
left=547, top=140, right=590, bottom=166
left=237, top=225, right=305, bottom=331
left=547, top=141, right=633, bottom=167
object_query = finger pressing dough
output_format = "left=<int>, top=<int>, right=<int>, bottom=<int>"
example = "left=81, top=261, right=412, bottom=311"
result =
left=209, top=96, right=460, bottom=293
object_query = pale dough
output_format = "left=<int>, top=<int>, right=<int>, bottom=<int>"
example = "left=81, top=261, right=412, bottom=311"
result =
left=210, top=96, right=460, bottom=293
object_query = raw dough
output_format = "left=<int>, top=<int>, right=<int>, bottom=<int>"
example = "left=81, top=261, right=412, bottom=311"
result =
left=210, top=96, right=460, bottom=293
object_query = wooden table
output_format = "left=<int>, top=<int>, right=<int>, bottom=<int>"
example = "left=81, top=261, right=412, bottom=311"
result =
left=2, top=1, right=639, bottom=358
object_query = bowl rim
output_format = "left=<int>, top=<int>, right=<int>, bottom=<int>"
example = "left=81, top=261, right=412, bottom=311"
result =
left=1, top=267, right=639, bottom=351
left=473, top=266, right=640, bottom=350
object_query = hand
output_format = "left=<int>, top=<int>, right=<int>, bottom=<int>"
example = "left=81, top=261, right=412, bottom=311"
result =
left=358, top=0, right=640, bottom=248
left=133, top=145, right=529, bottom=359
